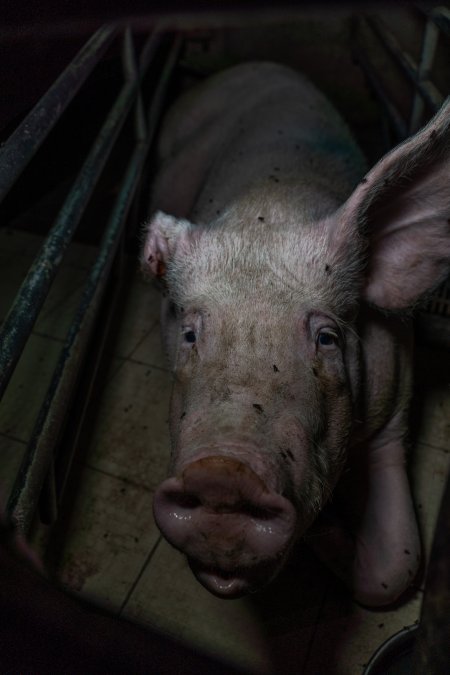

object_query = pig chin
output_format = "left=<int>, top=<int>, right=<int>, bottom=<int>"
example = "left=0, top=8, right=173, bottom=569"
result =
left=188, top=555, right=289, bottom=598
left=153, top=455, right=298, bottom=598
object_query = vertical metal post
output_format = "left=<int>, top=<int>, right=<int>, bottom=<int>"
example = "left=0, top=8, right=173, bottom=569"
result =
left=410, top=17, right=440, bottom=133
left=123, top=27, right=148, bottom=143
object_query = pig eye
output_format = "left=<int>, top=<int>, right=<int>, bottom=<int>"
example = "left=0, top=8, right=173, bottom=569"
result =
left=183, top=329, right=196, bottom=344
left=317, top=329, right=339, bottom=348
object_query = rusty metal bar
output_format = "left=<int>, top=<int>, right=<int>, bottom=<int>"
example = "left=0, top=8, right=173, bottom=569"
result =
left=6, top=33, right=183, bottom=531
left=7, top=142, right=147, bottom=531
left=0, top=78, right=136, bottom=404
left=55, top=32, right=183, bottom=510
left=0, top=24, right=118, bottom=204
left=0, top=32, right=166, bottom=407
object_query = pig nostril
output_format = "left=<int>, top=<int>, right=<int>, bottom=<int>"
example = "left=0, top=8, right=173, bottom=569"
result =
left=169, top=492, right=202, bottom=510
left=239, top=502, right=279, bottom=520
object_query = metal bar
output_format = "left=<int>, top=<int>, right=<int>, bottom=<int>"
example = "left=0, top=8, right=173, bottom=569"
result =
left=56, top=33, right=183, bottom=508
left=0, top=31, right=166, bottom=406
left=129, top=31, right=184, bottom=242
left=352, top=44, right=408, bottom=140
left=123, top=27, right=147, bottom=142
left=7, top=142, right=148, bottom=531
left=366, top=16, right=444, bottom=113
left=0, top=24, right=118, bottom=204
left=52, top=253, right=124, bottom=512
left=410, top=17, right=441, bottom=132
left=0, top=75, right=138, bottom=404
left=146, top=34, right=183, bottom=138
left=426, top=5, right=450, bottom=36
left=7, top=33, right=182, bottom=531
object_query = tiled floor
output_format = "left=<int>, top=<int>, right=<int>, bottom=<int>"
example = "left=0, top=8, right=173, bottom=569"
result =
left=1, top=229, right=449, bottom=674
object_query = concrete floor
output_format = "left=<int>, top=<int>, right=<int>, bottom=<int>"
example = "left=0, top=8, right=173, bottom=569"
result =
left=1, top=228, right=449, bottom=674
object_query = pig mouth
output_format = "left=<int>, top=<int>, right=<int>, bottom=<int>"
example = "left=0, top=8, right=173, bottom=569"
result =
left=188, top=558, right=285, bottom=598
left=153, top=455, right=297, bottom=597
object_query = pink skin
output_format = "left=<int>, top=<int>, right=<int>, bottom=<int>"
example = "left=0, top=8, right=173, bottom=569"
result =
left=154, top=456, right=297, bottom=597
left=152, top=300, right=355, bottom=597
left=143, top=63, right=450, bottom=604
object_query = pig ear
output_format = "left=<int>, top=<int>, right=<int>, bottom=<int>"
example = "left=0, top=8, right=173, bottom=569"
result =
left=140, top=211, right=194, bottom=280
left=340, top=99, right=450, bottom=310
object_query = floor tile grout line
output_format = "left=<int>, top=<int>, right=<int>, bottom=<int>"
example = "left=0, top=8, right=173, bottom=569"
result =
left=113, top=353, right=171, bottom=374
left=0, top=431, right=28, bottom=445
left=36, top=280, right=89, bottom=324
left=118, top=535, right=163, bottom=616
left=125, top=319, right=160, bottom=362
left=31, top=330, right=66, bottom=343
left=81, top=461, right=157, bottom=495
left=0, top=431, right=27, bottom=445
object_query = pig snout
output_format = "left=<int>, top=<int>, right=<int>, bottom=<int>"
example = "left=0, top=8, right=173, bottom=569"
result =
left=153, top=456, right=297, bottom=597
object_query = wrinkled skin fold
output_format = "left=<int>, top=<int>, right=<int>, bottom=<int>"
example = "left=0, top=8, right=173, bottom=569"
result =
left=141, top=63, right=450, bottom=604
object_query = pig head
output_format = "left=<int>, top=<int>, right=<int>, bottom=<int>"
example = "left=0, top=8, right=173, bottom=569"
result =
left=141, top=63, right=450, bottom=604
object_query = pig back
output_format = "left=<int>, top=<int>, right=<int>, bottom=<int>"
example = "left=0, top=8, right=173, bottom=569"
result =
left=152, top=62, right=367, bottom=221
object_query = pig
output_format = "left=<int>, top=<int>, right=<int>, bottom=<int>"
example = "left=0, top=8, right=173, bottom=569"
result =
left=141, top=62, right=450, bottom=605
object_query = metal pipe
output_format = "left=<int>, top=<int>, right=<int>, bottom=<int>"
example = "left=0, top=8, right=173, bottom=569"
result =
left=7, top=142, right=148, bottom=531
left=366, top=16, right=443, bottom=114
left=352, top=44, right=408, bottom=140
left=123, top=27, right=148, bottom=142
left=0, top=74, right=137, bottom=403
left=427, top=6, right=450, bottom=36
left=0, top=31, right=166, bottom=404
left=0, top=25, right=118, bottom=204
left=146, top=34, right=183, bottom=137
left=55, top=33, right=183, bottom=513
left=410, top=16, right=441, bottom=133
left=7, top=33, right=183, bottom=531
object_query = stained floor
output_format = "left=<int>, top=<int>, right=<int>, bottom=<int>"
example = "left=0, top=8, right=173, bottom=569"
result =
left=1, top=228, right=449, bottom=674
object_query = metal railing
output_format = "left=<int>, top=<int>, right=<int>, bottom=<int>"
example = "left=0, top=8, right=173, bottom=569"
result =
left=352, top=6, right=449, bottom=141
left=1, top=8, right=448, bottom=533
left=0, top=25, right=182, bottom=531
left=352, top=6, right=450, bottom=340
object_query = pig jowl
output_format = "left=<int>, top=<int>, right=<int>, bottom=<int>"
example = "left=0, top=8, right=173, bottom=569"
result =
left=142, top=63, right=450, bottom=603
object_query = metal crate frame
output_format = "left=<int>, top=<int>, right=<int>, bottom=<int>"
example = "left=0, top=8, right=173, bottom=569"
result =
left=352, top=6, right=450, bottom=338
left=0, top=7, right=449, bottom=533
left=0, top=25, right=182, bottom=531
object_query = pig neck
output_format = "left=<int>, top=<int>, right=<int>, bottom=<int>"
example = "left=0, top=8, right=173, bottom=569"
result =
left=189, top=120, right=366, bottom=226
left=193, top=175, right=348, bottom=232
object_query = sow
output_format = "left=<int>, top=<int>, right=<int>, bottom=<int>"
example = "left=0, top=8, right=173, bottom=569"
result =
left=142, top=63, right=450, bottom=604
